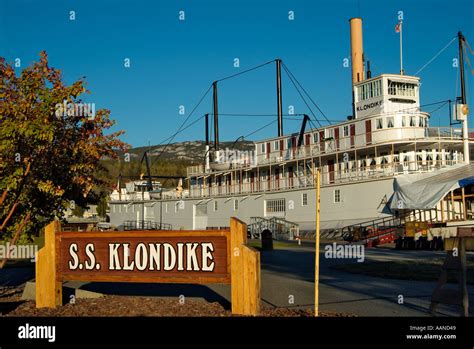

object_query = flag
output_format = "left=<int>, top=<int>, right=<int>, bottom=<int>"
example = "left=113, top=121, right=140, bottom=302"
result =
left=395, top=22, right=402, bottom=33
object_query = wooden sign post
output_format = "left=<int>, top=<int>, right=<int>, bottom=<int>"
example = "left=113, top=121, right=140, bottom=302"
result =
left=36, top=217, right=260, bottom=316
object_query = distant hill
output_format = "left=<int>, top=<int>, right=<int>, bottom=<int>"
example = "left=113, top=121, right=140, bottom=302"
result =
left=96, top=140, right=256, bottom=192
left=122, top=140, right=255, bottom=163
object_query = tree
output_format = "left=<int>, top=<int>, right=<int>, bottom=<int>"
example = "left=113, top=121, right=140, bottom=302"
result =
left=96, top=195, right=108, bottom=218
left=0, top=52, right=128, bottom=268
left=71, top=205, right=86, bottom=218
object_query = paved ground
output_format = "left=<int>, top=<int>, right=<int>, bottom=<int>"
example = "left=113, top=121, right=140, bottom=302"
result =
left=1, top=243, right=473, bottom=316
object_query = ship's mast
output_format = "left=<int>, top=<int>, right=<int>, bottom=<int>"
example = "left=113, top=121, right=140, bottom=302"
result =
left=458, top=31, right=470, bottom=164
left=276, top=59, right=283, bottom=137
left=212, top=81, right=219, bottom=152
left=205, top=113, right=210, bottom=171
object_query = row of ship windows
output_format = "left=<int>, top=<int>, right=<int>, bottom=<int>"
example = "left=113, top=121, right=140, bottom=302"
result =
left=357, top=79, right=417, bottom=102
left=213, top=192, right=343, bottom=214
left=112, top=189, right=345, bottom=216
left=376, top=115, right=427, bottom=129
left=259, top=115, right=428, bottom=153
left=265, top=193, right=341, bottom=214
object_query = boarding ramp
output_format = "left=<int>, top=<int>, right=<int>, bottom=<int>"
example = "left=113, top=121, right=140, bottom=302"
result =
left=123, top=220, right=172, bottom=230
left=247, top=217, right=299, bottom=240
left=341, top=210, right=444, bottom=249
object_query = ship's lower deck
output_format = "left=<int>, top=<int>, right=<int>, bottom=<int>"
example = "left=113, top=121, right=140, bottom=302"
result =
left=109, top=176, right=395, bottom=232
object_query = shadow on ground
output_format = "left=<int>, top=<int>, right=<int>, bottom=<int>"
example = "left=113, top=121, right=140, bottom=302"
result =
left=75, top=282, right=231, bottom=309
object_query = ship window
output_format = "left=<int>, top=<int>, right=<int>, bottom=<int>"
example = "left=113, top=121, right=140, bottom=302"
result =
left=327, top=128, right=334, bottom=138
left=214, top=200, right=218, bottom=211
left=343, top=125, right=349, bottom=137
left=387, top=117, right=394, bottom=128
left=234, top=199, right=239, bottom=211
left=274, top=141, right=279, bottom=151
left=410, top=116, right=416, bottom=127
left=376, top=118, right=383, bottom=129
left=302, top=193, right=308, bottom=206
left=388, top=80, right=417, bottom=97
left=419, top=117, right=424, bottom=127
left=313, top=133, right=318, bottom=143
left=334, top=189, right=341, bottom=203
left=401, top=115, right=406, bottom=127
left=375, top=80, right=382, bottom=97
left=260, top=143, right=265, bottom=153
left=287, top=138, right=292, bottom=149
left=265, top=198, right=286, bottom=214
left=358, top=80, right=383, bottom=101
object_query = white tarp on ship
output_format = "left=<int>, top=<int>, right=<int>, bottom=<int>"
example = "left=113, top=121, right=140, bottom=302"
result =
left=390, top=163, right=474, bottom=210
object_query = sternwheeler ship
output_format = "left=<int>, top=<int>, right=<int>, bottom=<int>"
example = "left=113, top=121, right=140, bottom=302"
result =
left=109, top=18, right=474, bottom=243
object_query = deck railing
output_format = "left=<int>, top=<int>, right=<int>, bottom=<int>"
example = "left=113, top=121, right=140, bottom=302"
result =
left=187, top=159, right=461, bottom=199
left=186, top=126, right=472, bottom=176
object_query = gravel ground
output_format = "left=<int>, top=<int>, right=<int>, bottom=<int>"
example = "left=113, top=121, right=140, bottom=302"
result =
left=1, top=294, right=353, bottom=317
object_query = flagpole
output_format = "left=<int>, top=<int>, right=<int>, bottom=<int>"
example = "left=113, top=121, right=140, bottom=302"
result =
left=400, top=21, right=404, bottom=75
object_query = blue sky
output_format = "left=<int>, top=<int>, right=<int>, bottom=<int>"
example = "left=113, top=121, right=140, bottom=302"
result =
left=1, top=0, right=473, bottom=147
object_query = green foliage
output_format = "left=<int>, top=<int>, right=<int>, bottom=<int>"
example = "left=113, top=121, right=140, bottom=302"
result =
left=72, top=205, right=86, bottom=218
left=0, top=52, right=128, bottom=242
left=96, top=195, right=108, bottom=218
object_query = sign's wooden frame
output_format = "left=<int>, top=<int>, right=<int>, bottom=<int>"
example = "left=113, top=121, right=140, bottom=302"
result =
left=36, top=217, right=260, bottom=316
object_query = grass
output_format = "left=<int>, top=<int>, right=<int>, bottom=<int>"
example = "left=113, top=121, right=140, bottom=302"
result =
left=331, top=258, right=474, bottom=284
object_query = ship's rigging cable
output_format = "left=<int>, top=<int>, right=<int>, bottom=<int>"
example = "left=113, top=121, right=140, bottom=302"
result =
left=431, top=101, right=450, bottom=115
left=414, top=36, right=456, bottom=76
left=148, top=59, right=281, bottom=168
left=362, top=99, right=451, bottom=119
left=281, top=64, right=323, bottom=128
left=463, top=45, right=474, bottom=75
left=215, top=113, right=307, bottom=117
left=215, top=59, right=276, bottom=83
left=148, top=84, right=213, bottom=169
left=281, top=62, right=332, bottom=125
left=243, top=120, right=277, bottom=138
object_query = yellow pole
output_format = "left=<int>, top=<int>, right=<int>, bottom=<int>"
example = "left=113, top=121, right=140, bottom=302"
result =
left=314, top=169, right=321, bottom=317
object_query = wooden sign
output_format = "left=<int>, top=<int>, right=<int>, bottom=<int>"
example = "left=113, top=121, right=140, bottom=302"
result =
left=36, top=217, right=260, bottom=316
left=58, top=231, right=230, bottom=284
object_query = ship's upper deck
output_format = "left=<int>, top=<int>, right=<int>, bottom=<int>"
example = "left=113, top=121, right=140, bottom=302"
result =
left=187, top=74, right=469, bottom=177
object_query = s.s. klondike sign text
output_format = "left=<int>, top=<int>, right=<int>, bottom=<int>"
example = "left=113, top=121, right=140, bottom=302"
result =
left=60, top=231, right=230, bottom=284
left=36, top=218, right=260, bottom=315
